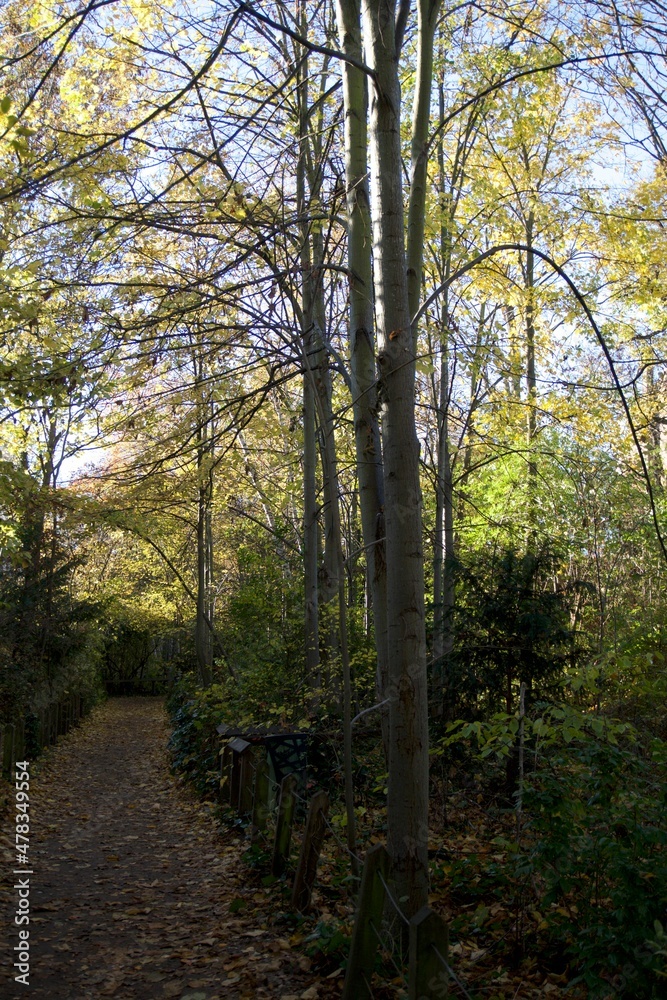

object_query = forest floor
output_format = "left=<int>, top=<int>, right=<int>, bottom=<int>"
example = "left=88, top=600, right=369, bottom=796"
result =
left=0, top=698, right=341, bottom=1000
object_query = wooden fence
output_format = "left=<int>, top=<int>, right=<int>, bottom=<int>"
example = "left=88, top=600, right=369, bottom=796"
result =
left=0, top=693, right=87, bottom=782
left=342, top=843, right=450, bottom=999
left=218, top=732, right=453, bottom=998
left=219, top=738, right=330, bottom=913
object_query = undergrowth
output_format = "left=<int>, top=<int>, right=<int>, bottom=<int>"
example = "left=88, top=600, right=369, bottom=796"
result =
left=167, top=666, right=667, bottom=998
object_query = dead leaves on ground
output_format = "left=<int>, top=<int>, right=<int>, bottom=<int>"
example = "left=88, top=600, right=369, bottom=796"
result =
left=1, top=699, right=340, bottom=1000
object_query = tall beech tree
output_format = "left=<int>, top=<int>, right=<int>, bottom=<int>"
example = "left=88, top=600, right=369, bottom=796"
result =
left=334, top=0, right=442, bottom=916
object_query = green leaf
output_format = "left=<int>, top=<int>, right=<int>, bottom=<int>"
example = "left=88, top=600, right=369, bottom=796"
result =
left=1, top=96, right=11, bottom=114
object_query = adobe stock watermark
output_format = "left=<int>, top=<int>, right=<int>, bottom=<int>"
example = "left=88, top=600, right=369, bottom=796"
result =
left=13, top=760, right=31, bottom=986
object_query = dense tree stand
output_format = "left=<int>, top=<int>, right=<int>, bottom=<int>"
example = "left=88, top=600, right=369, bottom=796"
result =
left=0, top=699, right=330, bottom=1000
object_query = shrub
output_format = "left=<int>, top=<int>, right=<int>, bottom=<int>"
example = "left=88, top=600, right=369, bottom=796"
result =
left=439, top=545, right=585, bottom=719
left=522, top=728, right=667, bottom=997
left=439, top=703, right=667, bottom=996
left=167, top=677, right=230, bottom=795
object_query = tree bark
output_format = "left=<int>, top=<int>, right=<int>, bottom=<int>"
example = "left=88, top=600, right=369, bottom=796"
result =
left=297, top=28, right=322, bottom=687
left=525, top=210, right=537, bottom=544
left=360, top=0, right=433, bottom=918
left=432, top=72, right=459, bottom=712
left=195, top=383, right=214, bottom=689
left=335, top=0, right=389, bottom=756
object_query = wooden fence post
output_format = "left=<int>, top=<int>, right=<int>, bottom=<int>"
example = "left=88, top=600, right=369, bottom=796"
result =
left=228, top=737, right=250, bottom=812
left=272, top=773, right=297, bottom=877
left=14, top=720, right=25, bottom=765
left=219, top=744, right=232, bottom=803
left=291, top=789, right=329, bottom=912
left=342, top=843, right=390, bottom=1000
left=408, top=906, right=449, bottom=999
left=238, top=745, right=255, bottom=816
left=251, top=753, right=270, bottom=840
left=2, top=724, right=15, bottom=781
left=8, top=722, right=16, bottom=776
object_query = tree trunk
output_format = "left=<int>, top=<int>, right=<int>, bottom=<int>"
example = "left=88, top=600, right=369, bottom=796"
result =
left=195, top=392, right=214, bottom=689
left=303, top=340, right=321, bottom=685
left=335, top=0, right=389, bottom=756
left=432, top=74, right=458, bottom=713
left=308, top=343, right=360, bottom=875
left=525, top=210, right=537, bottom=544
left=360, top=0, right=434, bottom=919
left=297, top=33, right=322, bottom=687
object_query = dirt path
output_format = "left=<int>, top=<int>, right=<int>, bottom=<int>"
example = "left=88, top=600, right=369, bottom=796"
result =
left=1, top=698, right=334, bottom=1000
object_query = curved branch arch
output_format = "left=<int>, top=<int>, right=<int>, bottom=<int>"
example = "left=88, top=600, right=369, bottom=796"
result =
left=413, top=242, right=667, bottom=565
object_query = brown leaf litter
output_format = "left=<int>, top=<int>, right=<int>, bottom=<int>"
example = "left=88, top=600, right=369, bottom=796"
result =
left=0, top=697, right=341, bottom=1000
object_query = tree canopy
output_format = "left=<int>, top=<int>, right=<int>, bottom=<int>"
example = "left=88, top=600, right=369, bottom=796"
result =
left=3, top=0, right=667, bottom=987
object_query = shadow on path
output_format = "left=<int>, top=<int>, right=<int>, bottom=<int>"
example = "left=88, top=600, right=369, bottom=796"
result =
left=1, top=698, right=327, bottom=1000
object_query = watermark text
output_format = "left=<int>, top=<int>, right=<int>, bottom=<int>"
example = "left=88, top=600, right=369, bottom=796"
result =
left=13, top=761, right=31, bottom=986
